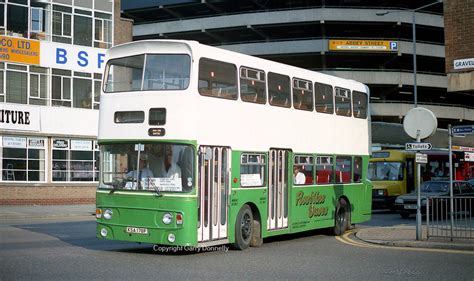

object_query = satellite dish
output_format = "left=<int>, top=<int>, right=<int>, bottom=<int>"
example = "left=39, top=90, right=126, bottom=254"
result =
left=403, top=107, right=437, bottom=140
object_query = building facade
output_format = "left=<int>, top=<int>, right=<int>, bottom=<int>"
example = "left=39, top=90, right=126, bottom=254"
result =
left=0, top=0, right=117, bottom=204
left=444, top=0, right=474, bottom=95
left=123, top=0, right=474, bottom=147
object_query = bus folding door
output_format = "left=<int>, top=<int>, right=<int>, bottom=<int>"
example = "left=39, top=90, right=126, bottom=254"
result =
left=198, top=146, right=230, bottom=243
left=268, top=149, right=289, bottom=230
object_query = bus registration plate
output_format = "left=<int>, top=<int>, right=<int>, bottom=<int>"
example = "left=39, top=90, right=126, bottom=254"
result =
left=126, top=227, right=148, bottom=235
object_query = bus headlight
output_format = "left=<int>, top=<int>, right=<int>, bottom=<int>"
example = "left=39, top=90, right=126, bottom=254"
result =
left=163, top=213, right=172, bottom=225
left=168, top=233, right=176, bottom=243
left=377, top=189, right=386, bottom=196
left=103, top=209, right=113, bottom=220
left=100, top=228, right=108, bottom=237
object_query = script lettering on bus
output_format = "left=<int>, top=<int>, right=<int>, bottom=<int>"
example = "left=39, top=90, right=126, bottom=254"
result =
left=295, top=191, right=329, bottom=218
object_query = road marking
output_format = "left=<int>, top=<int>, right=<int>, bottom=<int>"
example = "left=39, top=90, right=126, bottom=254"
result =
left=336, top=229, right=474, bottom=255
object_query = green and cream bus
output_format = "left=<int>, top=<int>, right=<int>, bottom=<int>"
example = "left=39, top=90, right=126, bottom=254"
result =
left=96, top=40, right=372, bottom=250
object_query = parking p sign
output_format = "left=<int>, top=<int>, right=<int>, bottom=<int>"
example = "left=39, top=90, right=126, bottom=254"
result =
left=390, top=41, right=398, bottom=51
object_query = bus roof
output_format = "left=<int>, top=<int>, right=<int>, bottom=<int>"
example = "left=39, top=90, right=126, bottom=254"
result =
left=106, top=39, right=368, bottom=94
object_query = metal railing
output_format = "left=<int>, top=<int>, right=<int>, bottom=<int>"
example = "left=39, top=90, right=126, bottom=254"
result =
left=426, top=196, right=474, bottom=240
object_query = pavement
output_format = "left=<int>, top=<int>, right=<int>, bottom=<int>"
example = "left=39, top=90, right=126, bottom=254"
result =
left=355, top=226, right=474, bottom=252
left=1, top=204, right=473, bottom=251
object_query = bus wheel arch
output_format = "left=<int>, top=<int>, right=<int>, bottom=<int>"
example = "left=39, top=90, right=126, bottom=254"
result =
left=231, top=203, right=263, bottom=250
left=334, top=196, right=351, bottom=236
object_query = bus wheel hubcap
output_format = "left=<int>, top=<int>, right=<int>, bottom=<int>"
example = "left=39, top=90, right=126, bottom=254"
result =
left=241, top=213, right=252, bottom=240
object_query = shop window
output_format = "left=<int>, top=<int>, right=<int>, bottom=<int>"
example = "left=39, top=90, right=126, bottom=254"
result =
left=52, top=68, right=72, bottom=107
left=75, top=0, right=92, bottom=9
left=6, top=3, right=28, bottom=38
left=1, top=136, right=46, bottom=182
left=0, top=3, right=5, bottom=35
left=94, top=12, right=112, bottom=48
left=73, top=75, right=93, bottom=109
left=93, top=73, right=101, bottom=109
left=30, top=1, right=51, bottom=41
left=0, top=63, right=4, bottom=102
left=315, top=82, right=334, bottom=114
left=240, top=66, right=266, bottom=104
left=94, top=0, right=112, bottom=12
left=52, top=139, right=99, bottom=182
left=293, top=78, right=313, bottom=111
left=6, top=65, right=27, bottom=104
left=240, top=153, right=266, bottom=187
left=52, top=5, right=72, bottom=44
left=29, top=66, right=48, bottom=106
left=268, top=72, right=290, bottom=108
left=74, top=13, right=92, bottom=47
left=198, top=58, right=237, bottom=100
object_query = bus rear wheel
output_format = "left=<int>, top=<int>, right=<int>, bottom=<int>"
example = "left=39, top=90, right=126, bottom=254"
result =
left=232, top=204, right=253, bottom=250
left=334, top=198, right=350, bottom=236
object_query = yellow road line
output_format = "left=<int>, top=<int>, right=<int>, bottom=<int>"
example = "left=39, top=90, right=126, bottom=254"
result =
left=336, top=230, right=474, bottom=255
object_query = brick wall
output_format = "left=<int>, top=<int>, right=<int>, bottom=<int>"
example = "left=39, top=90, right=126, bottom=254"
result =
left=0, top=185, right=96, bottom=205
left=114, top=0, right=133, bottom=46
left=444, top=0, right=474, bottom=73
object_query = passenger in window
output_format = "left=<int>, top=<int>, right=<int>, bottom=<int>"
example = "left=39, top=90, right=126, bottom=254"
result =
left=160, top=145, right=182, bottom=179
left=293, top=165, right=306, bottom=185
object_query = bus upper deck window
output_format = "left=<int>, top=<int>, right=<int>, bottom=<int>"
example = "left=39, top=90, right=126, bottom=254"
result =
left=335, top=87, right=351, bottom=117
left=315, top=82, right=334, bottom=114
left=352, top=91, right=368, bottom=119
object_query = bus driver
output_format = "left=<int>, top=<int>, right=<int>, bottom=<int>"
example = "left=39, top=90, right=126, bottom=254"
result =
left=124, top=158, right=154, bottom=180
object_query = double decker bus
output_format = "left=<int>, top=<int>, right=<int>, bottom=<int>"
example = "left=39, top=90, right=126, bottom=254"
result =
left=96, top=40, right=372, bottom=250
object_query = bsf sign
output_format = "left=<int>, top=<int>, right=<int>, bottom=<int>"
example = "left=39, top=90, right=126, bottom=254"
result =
left=405, top=142, right=432, bottom=151
left=40, top=41, right=106, bottom=73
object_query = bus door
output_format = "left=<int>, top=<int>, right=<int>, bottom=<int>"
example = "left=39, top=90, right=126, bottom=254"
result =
left=267, top=149, right=289, bottom=230
left=198, top=146, right=230, bottom=243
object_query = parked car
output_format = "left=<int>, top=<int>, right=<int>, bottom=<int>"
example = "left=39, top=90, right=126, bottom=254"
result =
left=394, top=180, right=474, bottom=218
left=468, top=179, right=474, bottom=186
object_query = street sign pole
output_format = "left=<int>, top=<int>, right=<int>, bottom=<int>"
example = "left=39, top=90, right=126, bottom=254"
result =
left=416, top=130, right=422, bottom=241
left=448, top=124, right=454, bottom=241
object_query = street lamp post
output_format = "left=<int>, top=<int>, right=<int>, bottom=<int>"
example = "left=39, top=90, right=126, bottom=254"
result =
left=377, top=1, right=442, bottom=241
left=376, top=1, right=442, bottom=108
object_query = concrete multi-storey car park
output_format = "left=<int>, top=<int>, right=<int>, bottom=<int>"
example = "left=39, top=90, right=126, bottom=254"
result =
left=122, top=0, right=474, bottom=147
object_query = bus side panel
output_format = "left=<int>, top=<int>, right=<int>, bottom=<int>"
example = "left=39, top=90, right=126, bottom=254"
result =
left=228, top=188, right=268, bottom=242
left=290, top=185, right=336, bottom=233
left=228, top=151, right=269, bottom=242
left=96, top=191, right=198, bottom=246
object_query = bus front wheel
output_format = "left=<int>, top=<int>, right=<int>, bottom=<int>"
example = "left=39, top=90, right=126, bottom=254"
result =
left=334, top=198, right=350, bottom=236
left=232, top=204, right=253, bottom=250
